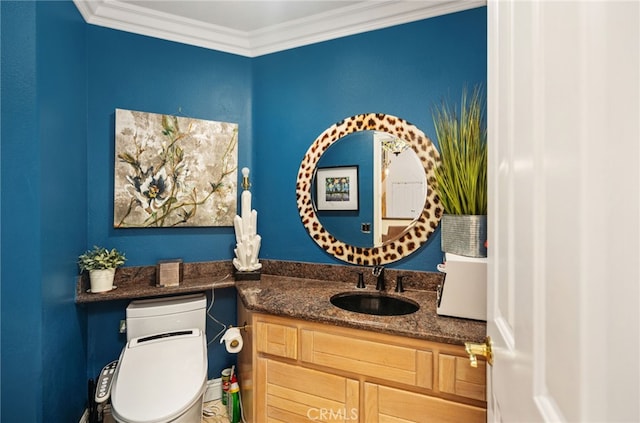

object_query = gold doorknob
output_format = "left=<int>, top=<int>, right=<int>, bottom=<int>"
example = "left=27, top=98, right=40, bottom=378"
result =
left=464, top=336, right=493, bottom=367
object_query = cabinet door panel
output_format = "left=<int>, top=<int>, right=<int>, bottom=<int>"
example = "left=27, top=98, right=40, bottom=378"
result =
left=266, top=405, right=315, bottom=423
left=438, top=354, right=486, bottom=401
left=259, top=359, right=359, bottom=423
left=365, top=382, right=485, bottom=423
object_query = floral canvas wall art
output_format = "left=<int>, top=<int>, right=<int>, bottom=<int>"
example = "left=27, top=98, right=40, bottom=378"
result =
left=114, top=109, right=238, bottom=227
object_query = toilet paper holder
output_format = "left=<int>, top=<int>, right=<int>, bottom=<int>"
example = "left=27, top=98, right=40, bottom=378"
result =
left=228, top=322, right=251, bottom=332
left=220, top=323, right=250, bottom=353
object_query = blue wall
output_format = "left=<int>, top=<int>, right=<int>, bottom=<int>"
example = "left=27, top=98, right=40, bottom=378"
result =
left=1, top=1, right=88, bottom=421
left=252, top=8, right=487, bottom=270
left=0, top=2, right=486, bottom=421
left=86, top=27, right=252, bottom=263
left=84, top=26, right=252, bottom=381
left=1, top=3, right=42, bottom=421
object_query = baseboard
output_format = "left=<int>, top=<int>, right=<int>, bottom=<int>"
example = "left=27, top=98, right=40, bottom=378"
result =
left=79, top=408, right=89, bottom=423
left=204, top=377, right=222, bottom=402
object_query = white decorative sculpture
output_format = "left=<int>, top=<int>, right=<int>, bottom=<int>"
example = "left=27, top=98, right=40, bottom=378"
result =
left=233, top=167, right=262, bottom=272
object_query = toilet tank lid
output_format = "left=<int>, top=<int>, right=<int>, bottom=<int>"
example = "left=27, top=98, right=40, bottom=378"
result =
left=111, top=329, right=207, bottom=423
left=126, top=293, right=206, bottom=318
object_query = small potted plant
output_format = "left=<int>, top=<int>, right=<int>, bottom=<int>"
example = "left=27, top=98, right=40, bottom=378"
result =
left=78, top=246, right=126, bottom=293
left=433, top=84, right=487, bottom=257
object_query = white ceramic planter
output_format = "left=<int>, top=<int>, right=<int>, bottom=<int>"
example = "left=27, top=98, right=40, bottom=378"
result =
left=89, top=268, right=116, bottom=293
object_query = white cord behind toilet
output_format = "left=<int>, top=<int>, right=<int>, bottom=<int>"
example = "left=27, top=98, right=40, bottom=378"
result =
left=205, top=274, right=232, bottom=346
left=203, top=274, right=248, bottom=423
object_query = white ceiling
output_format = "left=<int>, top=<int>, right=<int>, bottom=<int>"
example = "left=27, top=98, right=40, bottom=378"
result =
left=73, top=0, right=485, bottom=57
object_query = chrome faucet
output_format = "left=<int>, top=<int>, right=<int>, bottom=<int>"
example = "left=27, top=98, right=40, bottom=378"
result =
left=373, top=266, right=385, bottom=291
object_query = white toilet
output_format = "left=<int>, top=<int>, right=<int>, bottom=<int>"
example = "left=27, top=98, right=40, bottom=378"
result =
left=110, top=294, right=208, bottom=423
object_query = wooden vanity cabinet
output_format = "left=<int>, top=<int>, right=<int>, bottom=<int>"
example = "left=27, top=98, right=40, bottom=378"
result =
left=237, top=303, right=486, bottom=423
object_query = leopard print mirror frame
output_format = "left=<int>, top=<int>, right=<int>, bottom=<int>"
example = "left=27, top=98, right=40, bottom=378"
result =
left=296, top=113, right=442, bottom=266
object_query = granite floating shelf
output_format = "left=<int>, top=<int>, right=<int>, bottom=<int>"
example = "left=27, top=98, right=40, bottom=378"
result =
left=75, top=260, right=237, bottom=303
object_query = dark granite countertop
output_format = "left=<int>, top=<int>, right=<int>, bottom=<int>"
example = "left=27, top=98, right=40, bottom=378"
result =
left=236, top=274, right=486, bottom=346
left=76, top=259, right=486, bottom=346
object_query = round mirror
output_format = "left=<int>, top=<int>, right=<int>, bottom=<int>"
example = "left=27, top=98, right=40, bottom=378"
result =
left=296, top=113, right=442, bottom=266
left=314, top=130, right=427, bottom=248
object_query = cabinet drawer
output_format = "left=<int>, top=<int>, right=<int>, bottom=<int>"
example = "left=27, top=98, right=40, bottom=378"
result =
left=438, top=353, right=486, bottom=401
left=256, top=320, right=297, bottom=359
left=301, top=329, right=433, bottom=389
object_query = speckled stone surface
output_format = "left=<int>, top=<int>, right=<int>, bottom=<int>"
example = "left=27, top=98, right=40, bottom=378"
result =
left=236, top=274, right=486, bottom=346
left=76, top=259, right=486, bottom=346
left=75, top=260, right=237, bottom=303
left=260, top=259, right=443, bottom=291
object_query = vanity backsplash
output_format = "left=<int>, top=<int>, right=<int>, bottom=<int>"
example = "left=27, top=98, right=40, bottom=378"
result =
left=260, top=260, right=443, bottom=292
left=76, top=259, right=443, bottom=304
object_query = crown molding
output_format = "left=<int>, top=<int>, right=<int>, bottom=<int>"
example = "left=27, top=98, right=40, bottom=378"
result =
left=73, top=0, right=252, bottom=56
left=73, top=0, right=486, bottom=57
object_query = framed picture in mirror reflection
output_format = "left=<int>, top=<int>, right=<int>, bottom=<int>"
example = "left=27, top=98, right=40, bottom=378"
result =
left=315, top=165, right=359, bottom=211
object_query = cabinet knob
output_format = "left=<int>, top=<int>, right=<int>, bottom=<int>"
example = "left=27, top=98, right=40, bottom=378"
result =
left=464, top=336, right=493, bottom=367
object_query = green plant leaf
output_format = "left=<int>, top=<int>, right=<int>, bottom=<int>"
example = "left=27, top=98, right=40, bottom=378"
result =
left=432, top=85, right=487, bottom=215
left=77, top=245, right=126, bottom=272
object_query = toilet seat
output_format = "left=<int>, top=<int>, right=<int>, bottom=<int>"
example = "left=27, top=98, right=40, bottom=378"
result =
left=111, top=329, right=207, bottom=423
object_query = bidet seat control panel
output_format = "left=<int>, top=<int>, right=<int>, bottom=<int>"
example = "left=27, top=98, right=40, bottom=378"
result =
left=95, top=360, right=118, bottom=403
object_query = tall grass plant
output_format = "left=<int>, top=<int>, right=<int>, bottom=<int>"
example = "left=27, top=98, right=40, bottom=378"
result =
left=433, top=85, right=487, bottom=215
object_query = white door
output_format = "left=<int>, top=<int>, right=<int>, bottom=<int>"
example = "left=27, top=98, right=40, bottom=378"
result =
left=487, top=1, right=639, bottom=422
